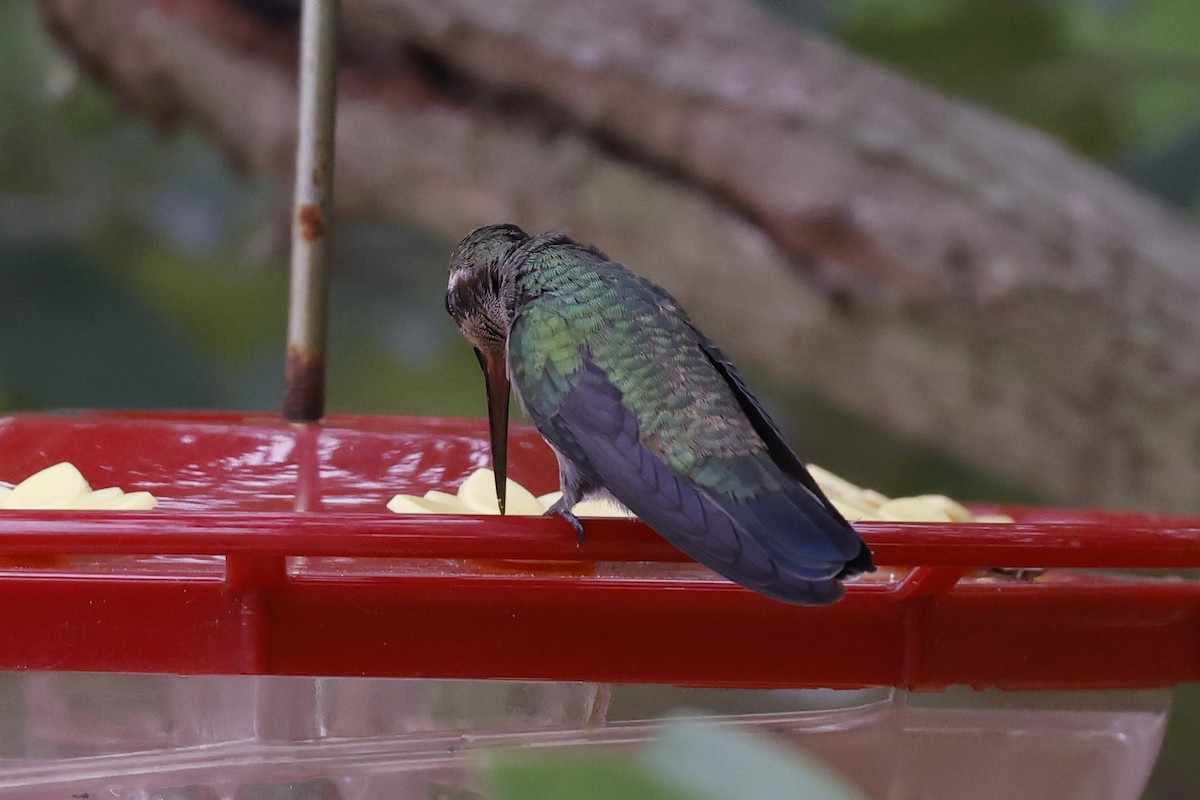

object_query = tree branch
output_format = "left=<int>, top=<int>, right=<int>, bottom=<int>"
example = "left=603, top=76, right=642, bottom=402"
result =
left=39, top=0, right=1200, bottom=510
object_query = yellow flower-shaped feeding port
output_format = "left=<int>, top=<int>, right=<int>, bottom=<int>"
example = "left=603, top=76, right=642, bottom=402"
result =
left=387, top=467, right=634, bottom=519
left=0, top=462, right=158, bottom=568
left=387, top=465, right=1012, bottom=582
left=0, top=463, right=157, bottom=511
left=388, top=465, right=1010, bottom=524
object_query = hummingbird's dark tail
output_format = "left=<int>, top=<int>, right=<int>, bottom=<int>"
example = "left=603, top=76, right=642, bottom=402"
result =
left=756, top=576, right=847, bottom=604
left=838, top=540, right=875, bottom=580
left=719, top=486, right=873, bottom=604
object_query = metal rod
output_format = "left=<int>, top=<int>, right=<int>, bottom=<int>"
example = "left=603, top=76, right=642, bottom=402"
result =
left=284, top=0, right=339, bottom=422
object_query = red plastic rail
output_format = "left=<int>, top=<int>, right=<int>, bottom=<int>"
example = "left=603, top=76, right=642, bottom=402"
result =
left=0, top=411, right=1197, bottom=691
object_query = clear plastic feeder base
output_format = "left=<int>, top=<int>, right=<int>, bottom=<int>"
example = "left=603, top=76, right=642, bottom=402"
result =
left=0, top=673, right=1171, bottom=800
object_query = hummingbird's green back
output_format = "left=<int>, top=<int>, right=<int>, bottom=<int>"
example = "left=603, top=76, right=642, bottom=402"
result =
left=508, top=239, right=786, bottom=501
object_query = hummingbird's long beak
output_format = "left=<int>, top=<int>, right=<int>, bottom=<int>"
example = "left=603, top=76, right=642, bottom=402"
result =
left=474, top=346, right=511, bottom=514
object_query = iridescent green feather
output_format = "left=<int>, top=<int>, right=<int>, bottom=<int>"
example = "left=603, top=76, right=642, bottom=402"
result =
left=508, top=241, right=785, bottom=500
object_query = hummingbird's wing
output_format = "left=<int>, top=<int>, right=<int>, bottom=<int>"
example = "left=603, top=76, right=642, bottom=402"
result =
left=642, top=287, right=874, bottom=578
left=538, top=358, right=851, bottom=604
left=678, top=316, right=873, bottom=577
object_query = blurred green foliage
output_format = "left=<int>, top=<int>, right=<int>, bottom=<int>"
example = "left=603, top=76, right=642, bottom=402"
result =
left=832, top=0, right=1200, bottom=176
left=1, top=0, right=1199, bottom=795
left=486, top=719, right=866, bottom=800
left=1, top=0, right=1198, bottom=424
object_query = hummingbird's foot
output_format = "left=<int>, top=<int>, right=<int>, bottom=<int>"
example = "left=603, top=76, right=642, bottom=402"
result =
left=546, top=499, right=586, bottom=544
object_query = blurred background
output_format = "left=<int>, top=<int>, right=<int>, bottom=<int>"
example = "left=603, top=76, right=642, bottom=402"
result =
left=1, top=0, right=1199, bottom=796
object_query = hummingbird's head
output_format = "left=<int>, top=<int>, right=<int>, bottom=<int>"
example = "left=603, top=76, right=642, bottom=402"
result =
left=445, top=223, right=528, bottom=352
left=445, top=223, right=529, bottom=514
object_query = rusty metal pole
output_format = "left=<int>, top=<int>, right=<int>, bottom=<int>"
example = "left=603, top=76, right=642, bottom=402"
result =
left=284, top=0, right=339, bottom=422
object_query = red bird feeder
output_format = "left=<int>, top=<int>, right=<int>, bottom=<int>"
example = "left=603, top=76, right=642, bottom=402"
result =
left=0, top=411, right=1195, bottom=799
left=1, top=1, right=1193, bottom=797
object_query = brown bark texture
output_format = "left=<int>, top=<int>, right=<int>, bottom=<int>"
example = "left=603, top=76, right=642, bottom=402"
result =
left=38, top=0, right=1200, bottom=511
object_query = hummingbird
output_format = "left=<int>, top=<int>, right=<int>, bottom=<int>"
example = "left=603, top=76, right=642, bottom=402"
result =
left=445, top=224, right=874, bottom=604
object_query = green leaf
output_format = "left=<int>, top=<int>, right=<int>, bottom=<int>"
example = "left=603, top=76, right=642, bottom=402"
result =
left=644, top=719, right=867, bottom=800
left=486, top=753, right=701, bottom=800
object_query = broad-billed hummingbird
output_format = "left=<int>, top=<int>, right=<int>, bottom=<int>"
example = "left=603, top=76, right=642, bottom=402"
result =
left=445, top=224, right=873, bottom=604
